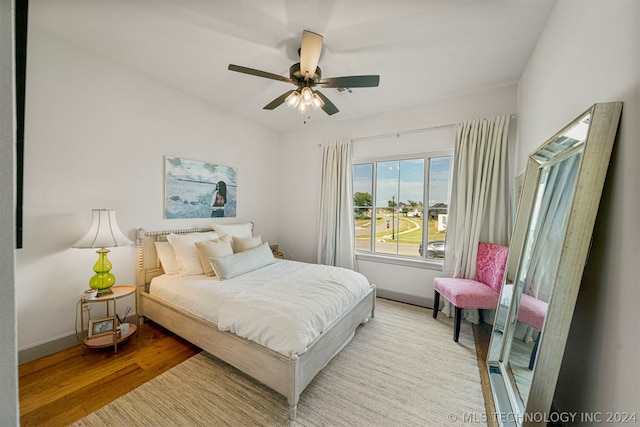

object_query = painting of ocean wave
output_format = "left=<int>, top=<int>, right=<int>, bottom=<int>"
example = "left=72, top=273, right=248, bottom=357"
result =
left=164, top=156, right=237, bottom=219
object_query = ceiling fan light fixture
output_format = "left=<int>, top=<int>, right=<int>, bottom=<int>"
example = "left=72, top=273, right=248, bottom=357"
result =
left=286, top=87, right=323, bottom=114
left=285, top=90, right=301, bottom=108
left=311, top=93, right=324, bottom=110
left=297, top=100, right=309, bottom=114
left=300, top=87, right=313, bottom=103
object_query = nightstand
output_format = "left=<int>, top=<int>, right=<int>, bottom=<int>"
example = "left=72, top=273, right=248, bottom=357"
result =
left=79, top=285, right=139, bottom=354
left=270, top=244, right=284, bottom=259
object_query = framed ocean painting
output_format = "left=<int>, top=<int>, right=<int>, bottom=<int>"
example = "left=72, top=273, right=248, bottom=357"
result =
left=164, top=156, right=237, bottom=219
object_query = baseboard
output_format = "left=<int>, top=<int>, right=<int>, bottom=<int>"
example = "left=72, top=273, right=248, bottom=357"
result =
left=19, top=333, right=79, bottom=365
left=375, top=289, right=432, bottom=309
left=18, top=315, right=137, bottom=364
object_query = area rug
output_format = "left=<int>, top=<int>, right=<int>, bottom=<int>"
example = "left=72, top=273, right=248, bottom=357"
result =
left=73, top=298, right=485, bottom=426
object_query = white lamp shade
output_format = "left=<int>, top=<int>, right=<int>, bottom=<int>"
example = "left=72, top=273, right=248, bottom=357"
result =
left=72, top=209, right=133, bottom=248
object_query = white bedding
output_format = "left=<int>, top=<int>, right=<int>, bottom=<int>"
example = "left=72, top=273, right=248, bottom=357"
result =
left=149, top=259, right=371, bottom=356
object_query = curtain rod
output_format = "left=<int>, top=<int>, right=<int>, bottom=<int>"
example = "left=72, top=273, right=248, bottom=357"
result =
left=351, top=114, right=516, bottom=143
left=352, top=123, right=454, bottom=143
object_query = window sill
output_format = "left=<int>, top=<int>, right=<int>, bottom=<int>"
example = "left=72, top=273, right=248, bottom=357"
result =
left=355, top=252, right=444, bottom=271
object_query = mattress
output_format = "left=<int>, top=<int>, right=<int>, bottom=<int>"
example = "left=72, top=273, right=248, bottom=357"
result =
left=149, top=259, right=371, bottom=356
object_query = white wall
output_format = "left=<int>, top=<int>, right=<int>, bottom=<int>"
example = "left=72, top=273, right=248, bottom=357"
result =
left=16, top=29, right=280, bottom=356
left=516, top=0, right=639, bottom=416
left=277, top=85, right=517, bottom=305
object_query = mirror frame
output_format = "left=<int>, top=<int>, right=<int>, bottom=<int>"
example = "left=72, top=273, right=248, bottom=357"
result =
left=487, top=102, right=622, bottom=426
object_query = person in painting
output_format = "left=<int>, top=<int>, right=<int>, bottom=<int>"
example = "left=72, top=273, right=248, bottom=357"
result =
left=211, top=180, right=227, bottom=217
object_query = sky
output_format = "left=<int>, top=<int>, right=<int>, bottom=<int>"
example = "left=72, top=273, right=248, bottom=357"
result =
left=353, top=156, right=451, bottom=208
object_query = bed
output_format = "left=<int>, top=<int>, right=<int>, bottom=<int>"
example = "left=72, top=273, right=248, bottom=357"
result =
left=135, top=226, right=376, bottom=420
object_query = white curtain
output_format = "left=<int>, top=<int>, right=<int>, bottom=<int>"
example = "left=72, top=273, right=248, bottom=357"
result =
left=523, top=152, right=582, bottom=302
left=316, top=140, right=356, bottom=269
left=517, top=151, right=582, bottom=344
left=441, top=115, right=511, bottom=323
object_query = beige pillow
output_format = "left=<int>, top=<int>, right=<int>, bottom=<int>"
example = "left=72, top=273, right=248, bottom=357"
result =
left=166, top=232, right=219, bottom=275
left=212, top=222, right=253, bottom=239
left=195, top=235, right=234, bottom=276
left=154, top=241, right=179, bottom=275
left=209, top=242, right=275, bottom=280
left=232, top=235, right=262, bottom=253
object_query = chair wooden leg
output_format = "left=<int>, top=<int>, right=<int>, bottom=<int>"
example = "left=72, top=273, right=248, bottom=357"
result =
left=454, top=307, right=462, bottom=342
left=529, top=333, right=540, bottom=370
left=433, top=290, right=440, bottom=319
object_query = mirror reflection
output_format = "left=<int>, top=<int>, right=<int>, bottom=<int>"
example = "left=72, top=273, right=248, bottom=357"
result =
left=507, top=144, right=583, bottom=405
left=488, top=111, right=592, bottom=422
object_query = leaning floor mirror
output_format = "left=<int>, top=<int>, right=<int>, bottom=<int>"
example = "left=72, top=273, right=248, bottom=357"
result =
left=487, top=102, right=622, bottom=426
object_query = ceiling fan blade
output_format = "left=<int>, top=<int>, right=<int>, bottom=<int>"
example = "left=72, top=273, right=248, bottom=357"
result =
left=263, top=90, right=296, bottom=110
left=299, top=30, right=323, bottom=80
left=314, top=90, right=339, bottom=116
left=228, top=64, right=294, bottom=84
left=318, top=75, right=380, bottom=88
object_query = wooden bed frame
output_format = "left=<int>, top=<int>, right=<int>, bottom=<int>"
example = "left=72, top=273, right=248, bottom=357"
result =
left=136, top=227, right=376, bottom=420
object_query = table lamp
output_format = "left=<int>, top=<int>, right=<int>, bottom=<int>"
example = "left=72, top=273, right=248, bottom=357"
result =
left=72, top=209, right=133, bottom=296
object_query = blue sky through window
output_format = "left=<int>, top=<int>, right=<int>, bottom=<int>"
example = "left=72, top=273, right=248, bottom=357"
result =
left=353, top=156, right=451, bottom=208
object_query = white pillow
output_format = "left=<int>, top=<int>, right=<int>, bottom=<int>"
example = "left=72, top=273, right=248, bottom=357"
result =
left=211, top=222, right=253, bottom=239
left=195, top=235, right=234, bottom=277
left=154, top=241, right=179, bottom=275
left=208, top=241, right=275, bottom=280
left=232, top=235, right=262, bottom=253
left=166, top=232, right=219, bottom=276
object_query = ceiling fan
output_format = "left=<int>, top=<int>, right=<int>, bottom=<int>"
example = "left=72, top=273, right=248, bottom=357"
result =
left=228, top=30, right=380, bottom=116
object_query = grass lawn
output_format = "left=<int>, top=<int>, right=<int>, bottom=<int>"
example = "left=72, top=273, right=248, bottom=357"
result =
left=355, top=215, right=446, bottom=243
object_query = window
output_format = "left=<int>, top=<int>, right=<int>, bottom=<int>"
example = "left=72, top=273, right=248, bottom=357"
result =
left=353, top=152, right=452, bottom=262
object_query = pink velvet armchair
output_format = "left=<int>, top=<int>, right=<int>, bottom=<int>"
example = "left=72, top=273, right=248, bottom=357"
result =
left=432, top=242, right=509, bottom=342
left=517, top=293, right=548, bottom=369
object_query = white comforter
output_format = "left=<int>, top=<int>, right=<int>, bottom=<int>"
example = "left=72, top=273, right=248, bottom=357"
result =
left=150, top=260, right=371, bottom=356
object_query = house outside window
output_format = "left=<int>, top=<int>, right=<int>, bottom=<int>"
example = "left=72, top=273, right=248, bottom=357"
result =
left=353, top=151, right=452, bottom=263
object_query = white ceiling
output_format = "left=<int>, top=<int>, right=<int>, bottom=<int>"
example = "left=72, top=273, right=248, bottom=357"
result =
left=29, top=0, right=555, bottom=132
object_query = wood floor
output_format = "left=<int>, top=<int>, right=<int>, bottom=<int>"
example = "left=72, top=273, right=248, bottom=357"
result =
left=19, top=318, right=496, bottom=427
left=18, top=322, right=200, bottom=427
left=474, top=322, right=499, bottom=427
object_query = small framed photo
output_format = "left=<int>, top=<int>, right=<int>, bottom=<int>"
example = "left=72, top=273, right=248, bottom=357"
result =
left=89, top=317, right=116, bottom=337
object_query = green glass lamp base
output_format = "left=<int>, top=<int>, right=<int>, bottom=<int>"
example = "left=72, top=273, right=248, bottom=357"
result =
left=89, top=248, right=116, bottom=296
